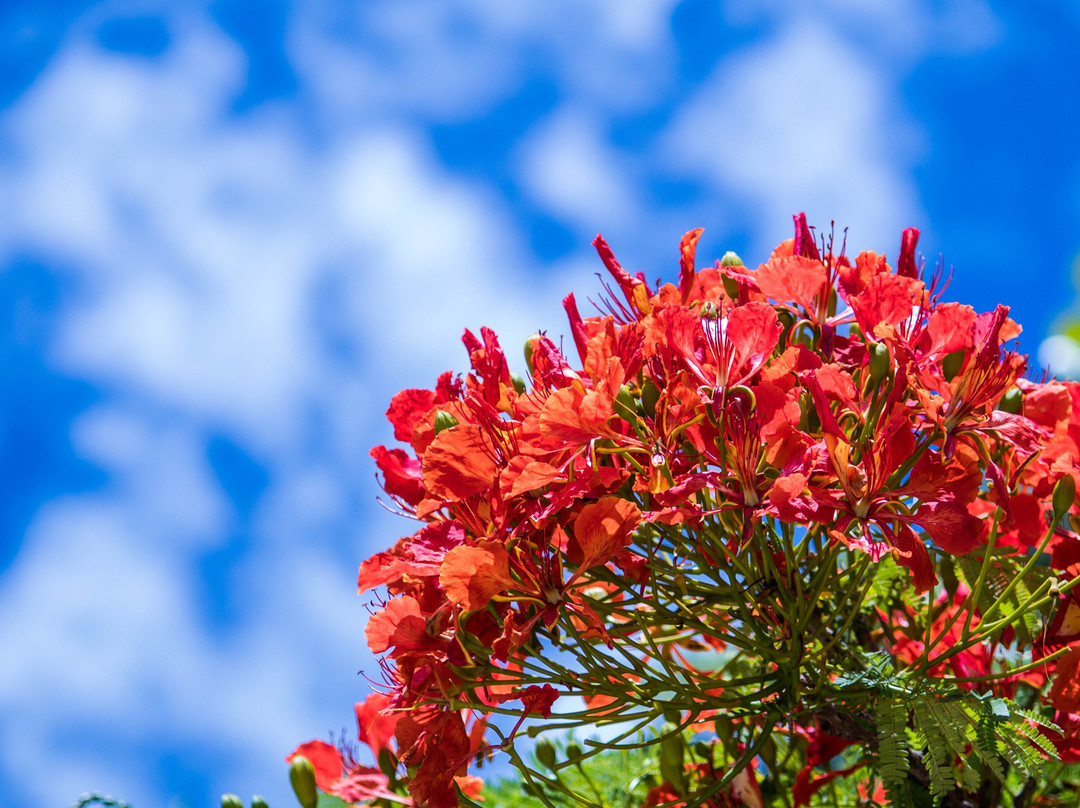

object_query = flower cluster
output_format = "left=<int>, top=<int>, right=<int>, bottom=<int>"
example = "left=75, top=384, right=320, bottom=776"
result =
left=291, top=215, right=1080, bottom=808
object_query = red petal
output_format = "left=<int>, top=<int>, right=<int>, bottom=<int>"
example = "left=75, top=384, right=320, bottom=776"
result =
left=727, top=301, right=783, bottom=378
left=678, top=227, right=705, bottom=303
left=849, top=272, right=923, bottom=334
left=913, top=500, right=984, bottom=555
left=1050, top=647, right=1080, bottom=713
left=568, top=497, right=642, bottom=573
left=889, top=523, right=935, bottom=593
left=365, top=596, right=426, bottom=654
left=355, top=693, right=398, bottom=758
left=440, top=542, right=513, bottom=611
left=925, top=302, right=976, bottom=357
left=897, top=227, right=920, bottom=278
left=538, top=385, right=618, bottom=444
left=287, top=740, right=343, bottom=794
left=370, top=445, right=426, bottom=506
left=386, top=388, right=437, bottom=443
left=755, top=255, right=827, bottom=312
left=421, top=424, right=497, bottom=501
left=838, top=250, right=887, bottom=299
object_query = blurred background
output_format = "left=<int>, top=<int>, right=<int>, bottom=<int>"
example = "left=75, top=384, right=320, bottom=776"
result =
left=1, top=1, right=1080, bottom=806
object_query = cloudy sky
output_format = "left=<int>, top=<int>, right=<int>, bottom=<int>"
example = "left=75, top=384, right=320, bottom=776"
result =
left=1, top=2, right=1079, bottom=806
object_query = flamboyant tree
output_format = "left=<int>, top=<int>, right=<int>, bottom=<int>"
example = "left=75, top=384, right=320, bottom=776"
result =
left=287, top=214, right=1080, bottom=808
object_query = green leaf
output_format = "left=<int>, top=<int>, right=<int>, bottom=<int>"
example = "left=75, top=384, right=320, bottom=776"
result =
left=875, top=699, right=911, bottom=806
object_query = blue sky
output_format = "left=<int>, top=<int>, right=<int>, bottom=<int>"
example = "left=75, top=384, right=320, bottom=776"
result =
left=1, top=2, right=1079, bottom=806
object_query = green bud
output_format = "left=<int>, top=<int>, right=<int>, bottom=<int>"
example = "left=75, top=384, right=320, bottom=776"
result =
left=868, top=342, right=890, bottom=385
left=535, top=738, right=557, bottom=770
left=613, top=384, right=638, bottom=423
left=759, top=735, right=777, bottom=774
left=221, top=795, right=244, bottom=808
left=998, top=387, right=1023, bottom=414
left=251, top=797, right=269, bottom=808
left=377, top=747, right=397, bottom=779
left=721, top=273, right=740, bottom=300
left=565, top=743, right=583, bottom=762
left=658, top=722, right=687, bottom=794
left=693, top=741, right=711, bottom=761
left=433, top=410, right=458, bottom=436
left=524, top=334, right=541, bottom=375
left=1052, top=474, right=1076, bottom=525
left=289, top=756, right=319, bottom=808
left=641, top=378, right=660, bottom=419
left=720, top=251, right=743, bottom=267
left=510, top=373, right=527, bottom=395
left=941, top=349, right=965, bottom=381
left=938, top=554, right=959, bottom=598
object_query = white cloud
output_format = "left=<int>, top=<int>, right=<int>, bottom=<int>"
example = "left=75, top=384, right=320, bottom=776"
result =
left=517, top=108, right=637, bottom=231
left=0, top=9, right=573, bottom=806
left=1039, top=334, right=1080, bottom=380
left=664, top=18, right=925, bottom=258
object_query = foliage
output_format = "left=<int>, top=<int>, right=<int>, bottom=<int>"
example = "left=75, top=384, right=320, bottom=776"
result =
left=288, top=214, right=1080, bottom=808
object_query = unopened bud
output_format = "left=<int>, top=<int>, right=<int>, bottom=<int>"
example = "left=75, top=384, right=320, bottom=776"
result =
left=641, top=378, right=660, bottom=419
left=433, top=410, right=458, bottom=436
left=1052, top=474, right=1076, bottom=525
left=510, top=373, right=527, bottom=395
left=721, top=273, right=740, bottom=300
left=868, top=342, right=890, bottom=385
left=535, top=738, right=557, bottom=770
left=523, top=334, right=541, bottom=375
left=289, top=756, right=319, bottom=808
left=942, top=349, right=965, bottom=381
left=251, top=797, right=268, bottom=808
left=658, top=722, right=687, bottom=794
left=377, top=747, right=396, bottom=779
left=720, top=251, right=743, bottom=267
left=998, top=387, right=1023, bottom=414
left=221, top=795, right=244, bottom=808
left=566, top=743, right=583, bottom=761
left=613, top=384, right=637, bottom=423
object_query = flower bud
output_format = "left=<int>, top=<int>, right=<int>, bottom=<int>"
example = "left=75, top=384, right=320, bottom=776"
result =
left=523, top=334, right=542, bottom=375
left=221, top=795, right=244, bottom=808
left=868, top=342, right=890, bottom=385
left=998, top=387, right=1023, bottom=414
left=1053, top=474, right=1076, bottom=525
left=510, top=373, right=527, bottom=395
left=941, top=349, right=965, bottom=381
left=252, top=797, right=268, bottom=808
left=613, top=384, right=637, bottom=423
left=377, top=747, right=397, bottom=779
left=658, top=722, right=687, bottom=794
left=721, top=273, right=740, bottom=300
left=535, top=738, right=557, bottom=770
left=289, top=756, right=319, bottom=808
left=433, top=410, right=458, bottom=436
left=641, top=378, right=660, bottom=419
left=565, top=743, right=583, bottom=761
left=720, top=251, right=743, bottom=267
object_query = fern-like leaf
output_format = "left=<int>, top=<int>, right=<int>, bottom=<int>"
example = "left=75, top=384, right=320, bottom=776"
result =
left=876, top=699, right=911, bottom=806
left=913, top=699, right=957, bottom=802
